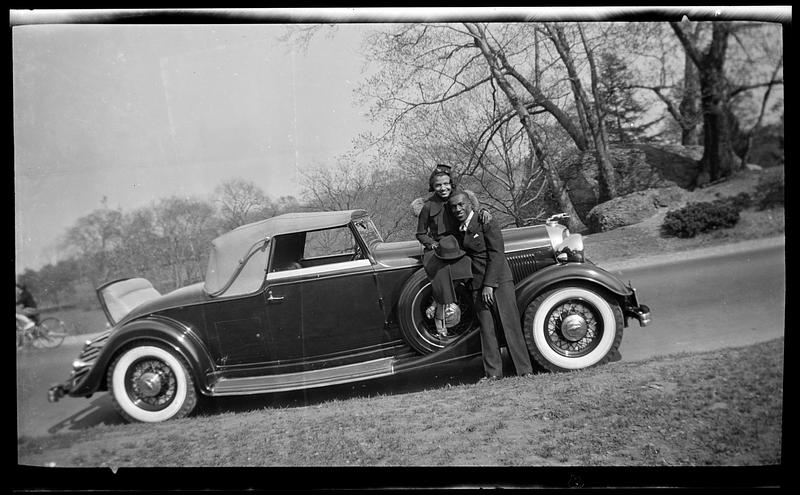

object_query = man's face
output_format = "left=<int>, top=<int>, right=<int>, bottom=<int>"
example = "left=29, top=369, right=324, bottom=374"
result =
left=448, top=193, right=472, bottom=222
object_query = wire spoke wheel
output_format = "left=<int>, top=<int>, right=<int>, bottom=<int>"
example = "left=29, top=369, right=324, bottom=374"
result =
left=125, top=358, right=178, bottom=411
left=33, top=317, right=67, bottom=348
left=543, top=299, right=603, bottom=357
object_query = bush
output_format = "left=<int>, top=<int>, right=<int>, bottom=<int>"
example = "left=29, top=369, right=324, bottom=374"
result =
left=754, top=168, right=784, bottom=209
left=661, top=201, right=741, bottom=238
left=714, top=192, right=752, bottom=211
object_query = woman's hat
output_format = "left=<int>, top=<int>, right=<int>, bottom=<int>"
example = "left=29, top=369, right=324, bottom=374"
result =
left=435, top=235, right=466, bottom=260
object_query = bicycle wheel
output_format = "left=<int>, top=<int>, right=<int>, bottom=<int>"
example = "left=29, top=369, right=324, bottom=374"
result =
left=33, top=317, right=67, bottom=348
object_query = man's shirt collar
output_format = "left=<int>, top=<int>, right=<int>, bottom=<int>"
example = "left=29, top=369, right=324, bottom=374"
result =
left=459, top=210, right=475, bottom=232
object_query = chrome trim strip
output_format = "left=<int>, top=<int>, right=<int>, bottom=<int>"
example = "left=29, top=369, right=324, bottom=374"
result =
left=211, top=357, right=395, bottom=396
left=266, top=259, right=373, bottom=281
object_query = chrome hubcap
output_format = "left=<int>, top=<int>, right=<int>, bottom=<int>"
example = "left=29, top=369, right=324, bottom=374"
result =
left=127, top=359, right=176, bottom=409
left=560, top=314, right=588, bottom=341
left=135, top=372, right=163, bottom=397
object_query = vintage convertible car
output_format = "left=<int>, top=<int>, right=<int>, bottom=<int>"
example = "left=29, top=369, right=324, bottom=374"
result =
left=48, top=209, right=650, bottom=423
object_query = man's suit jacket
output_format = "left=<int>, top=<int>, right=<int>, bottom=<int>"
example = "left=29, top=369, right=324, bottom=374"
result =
left=458, top=214, right=512, bottom=290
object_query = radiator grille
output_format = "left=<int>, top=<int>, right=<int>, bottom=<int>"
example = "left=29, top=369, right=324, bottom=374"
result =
left=507, top=247, right=557, bottom=283
left=507, top=250, right=537, bottom=283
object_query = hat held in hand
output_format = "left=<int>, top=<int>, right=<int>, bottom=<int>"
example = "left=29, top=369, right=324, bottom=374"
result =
left=435, top=235, right=466, bottom=260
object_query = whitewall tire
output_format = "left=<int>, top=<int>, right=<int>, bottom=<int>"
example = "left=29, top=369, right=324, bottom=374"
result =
left=523, top=285, right=623, bottom=372
left=108, top=344, right=197, bottom=423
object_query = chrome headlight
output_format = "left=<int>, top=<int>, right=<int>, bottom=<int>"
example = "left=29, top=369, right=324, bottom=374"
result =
left=555, top=234, right=584, bottom=263
left=545, top=223, right=570, bottom=251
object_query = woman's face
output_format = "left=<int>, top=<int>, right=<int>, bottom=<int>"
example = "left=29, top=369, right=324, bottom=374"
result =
left=432, top=174, right=452, bottom=199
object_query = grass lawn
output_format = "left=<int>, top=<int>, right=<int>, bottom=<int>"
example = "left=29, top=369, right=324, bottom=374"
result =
left=18, top=337, right=782, bottom=468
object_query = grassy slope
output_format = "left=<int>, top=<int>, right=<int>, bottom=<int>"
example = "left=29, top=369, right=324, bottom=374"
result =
left=18, top=338, right=783, bottom=467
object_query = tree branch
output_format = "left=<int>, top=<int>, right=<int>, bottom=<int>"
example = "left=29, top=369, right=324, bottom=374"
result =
left=669, top=21, right=703, bottom=68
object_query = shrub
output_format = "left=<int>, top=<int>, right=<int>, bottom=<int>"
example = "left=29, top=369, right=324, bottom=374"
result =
left=661, top=201, right=741, bottom=238
left=754, top=169, right=784, bottom=209
left=714, top=192, right=752, bottom=211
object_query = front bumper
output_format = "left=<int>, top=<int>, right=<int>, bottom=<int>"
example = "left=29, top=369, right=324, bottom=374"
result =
left=624, top=285, right=651, bottom=327
left=47, top=330, right=112, bottom=403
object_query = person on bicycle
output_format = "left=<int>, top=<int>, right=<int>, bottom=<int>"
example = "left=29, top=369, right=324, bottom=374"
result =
left=16, top=283, right=39, bottom=331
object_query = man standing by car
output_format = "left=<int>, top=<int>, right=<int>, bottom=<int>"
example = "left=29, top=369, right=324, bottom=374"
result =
left=447, top=191, right=533, bottom=381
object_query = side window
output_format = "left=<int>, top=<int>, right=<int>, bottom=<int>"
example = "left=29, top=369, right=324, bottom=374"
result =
left=304, top=226, right=359, bottom=261
left=269, top=232, right=305, bottom=273
left=268, top=226, right=364, bottom=274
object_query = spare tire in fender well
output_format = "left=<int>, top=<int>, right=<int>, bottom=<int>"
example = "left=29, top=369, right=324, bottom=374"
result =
left=397, top=268, right=478, bottom=355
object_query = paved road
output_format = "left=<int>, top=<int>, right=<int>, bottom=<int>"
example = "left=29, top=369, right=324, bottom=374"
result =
left=16, top=237, right=785, bottom=438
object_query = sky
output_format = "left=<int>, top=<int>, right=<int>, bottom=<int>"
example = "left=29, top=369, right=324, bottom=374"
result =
left=13, top=21, right=374, bottom=273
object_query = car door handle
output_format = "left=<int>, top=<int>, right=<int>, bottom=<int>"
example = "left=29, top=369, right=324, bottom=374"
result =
left=267, top=290, right=285, bottom=303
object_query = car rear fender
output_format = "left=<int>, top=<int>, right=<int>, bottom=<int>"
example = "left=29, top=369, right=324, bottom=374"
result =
left=84, top=315, right=216, bottom=396
left=515, top=262, right=633, bottom=310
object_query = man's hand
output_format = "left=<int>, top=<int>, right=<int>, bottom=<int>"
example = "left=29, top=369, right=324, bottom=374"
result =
left=478, top=208, right=492, bottom=224
left=481, top=286, right=495, bottom=306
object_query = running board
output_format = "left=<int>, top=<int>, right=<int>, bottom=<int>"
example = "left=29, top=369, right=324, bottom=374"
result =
left=209, top=357, right=395, bottom=396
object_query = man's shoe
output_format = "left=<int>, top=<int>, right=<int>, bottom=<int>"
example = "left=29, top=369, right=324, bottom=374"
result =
left=478, top=376, right=501, bottom=383
left=520, top=373, right=534, bottom=378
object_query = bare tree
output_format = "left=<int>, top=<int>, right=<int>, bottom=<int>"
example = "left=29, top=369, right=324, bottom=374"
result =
left=544, top=22, right=616, bottom=199
left=739, top=55, right=783, bottom=167
left=300, top=159, right=418, bottom=241
left=61, top=197, right=124, bottom=288
left=151, top=196, right=219, bottom=288
left=359, top=23, right=588, bottom=231
left=464, top=22, right=587, bottom=231
left=670, top=21, right=783, bottom=185
left=213, top=178, right=275, bottom=230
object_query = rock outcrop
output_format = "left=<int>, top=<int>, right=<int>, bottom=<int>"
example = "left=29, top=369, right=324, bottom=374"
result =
left=586, top=186, right=689, bottom=232
left=557, top=144, right=703, bottom=231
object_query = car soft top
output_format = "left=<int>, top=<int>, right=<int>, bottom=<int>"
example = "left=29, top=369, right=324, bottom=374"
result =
left=204, top=210, right=368, bottom=297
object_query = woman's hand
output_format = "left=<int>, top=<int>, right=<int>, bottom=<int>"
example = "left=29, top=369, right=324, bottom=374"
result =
left=478, top=208, right=492, bottom=224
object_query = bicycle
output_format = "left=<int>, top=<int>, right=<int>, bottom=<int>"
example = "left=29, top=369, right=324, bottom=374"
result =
left=16, top=316, right=72, bottom=349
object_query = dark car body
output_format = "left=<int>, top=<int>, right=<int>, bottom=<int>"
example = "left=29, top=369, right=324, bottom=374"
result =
left=49, top=209, right=650, bottom=422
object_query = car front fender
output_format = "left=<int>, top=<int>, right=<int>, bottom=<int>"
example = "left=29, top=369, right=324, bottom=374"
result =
left=68, top=315, right=216, bottom=398
left=515, top=262, right=633, bottom=310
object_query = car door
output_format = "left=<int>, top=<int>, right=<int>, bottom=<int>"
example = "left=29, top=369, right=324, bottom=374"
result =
left=264, top=225, right=389, bottom=366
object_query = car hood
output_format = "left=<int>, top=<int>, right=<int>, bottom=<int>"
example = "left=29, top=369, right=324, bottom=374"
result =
left=370, top=225, right=554, bottom=268
left=371, top=239, right=423, bottom=268
left=118, top=282, right=210, bottom=325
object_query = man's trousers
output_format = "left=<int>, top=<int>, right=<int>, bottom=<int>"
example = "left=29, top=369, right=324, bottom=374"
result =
left=473, top=280, right=533, bottom=377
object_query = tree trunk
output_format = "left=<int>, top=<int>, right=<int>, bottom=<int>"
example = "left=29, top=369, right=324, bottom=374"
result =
left=671, top=21, right=736, bottom=186
left=547, top=23, right=617, bottom=200
left=697, top=24, right=735, bottom=184
left=579, top=23, right=617, bottom=201
left=497, top=54, right=589, bottom=151
left=678, top=22, right=702, bottom=145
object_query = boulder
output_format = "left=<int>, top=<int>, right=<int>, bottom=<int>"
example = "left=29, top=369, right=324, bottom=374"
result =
left=557, top=144, right=701, bottom=222
left=586, top=186, right=689, bottom=233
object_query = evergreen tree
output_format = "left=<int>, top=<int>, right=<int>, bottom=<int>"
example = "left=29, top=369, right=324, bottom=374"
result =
left=597, top=52, right=648, bottom=144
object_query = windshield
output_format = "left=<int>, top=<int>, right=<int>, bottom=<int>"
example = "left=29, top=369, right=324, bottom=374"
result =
left=354, top=216, right=383, bottom=247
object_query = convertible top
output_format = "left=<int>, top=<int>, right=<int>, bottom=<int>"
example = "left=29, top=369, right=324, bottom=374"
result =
left=204, top=210, right=368, bottom=296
